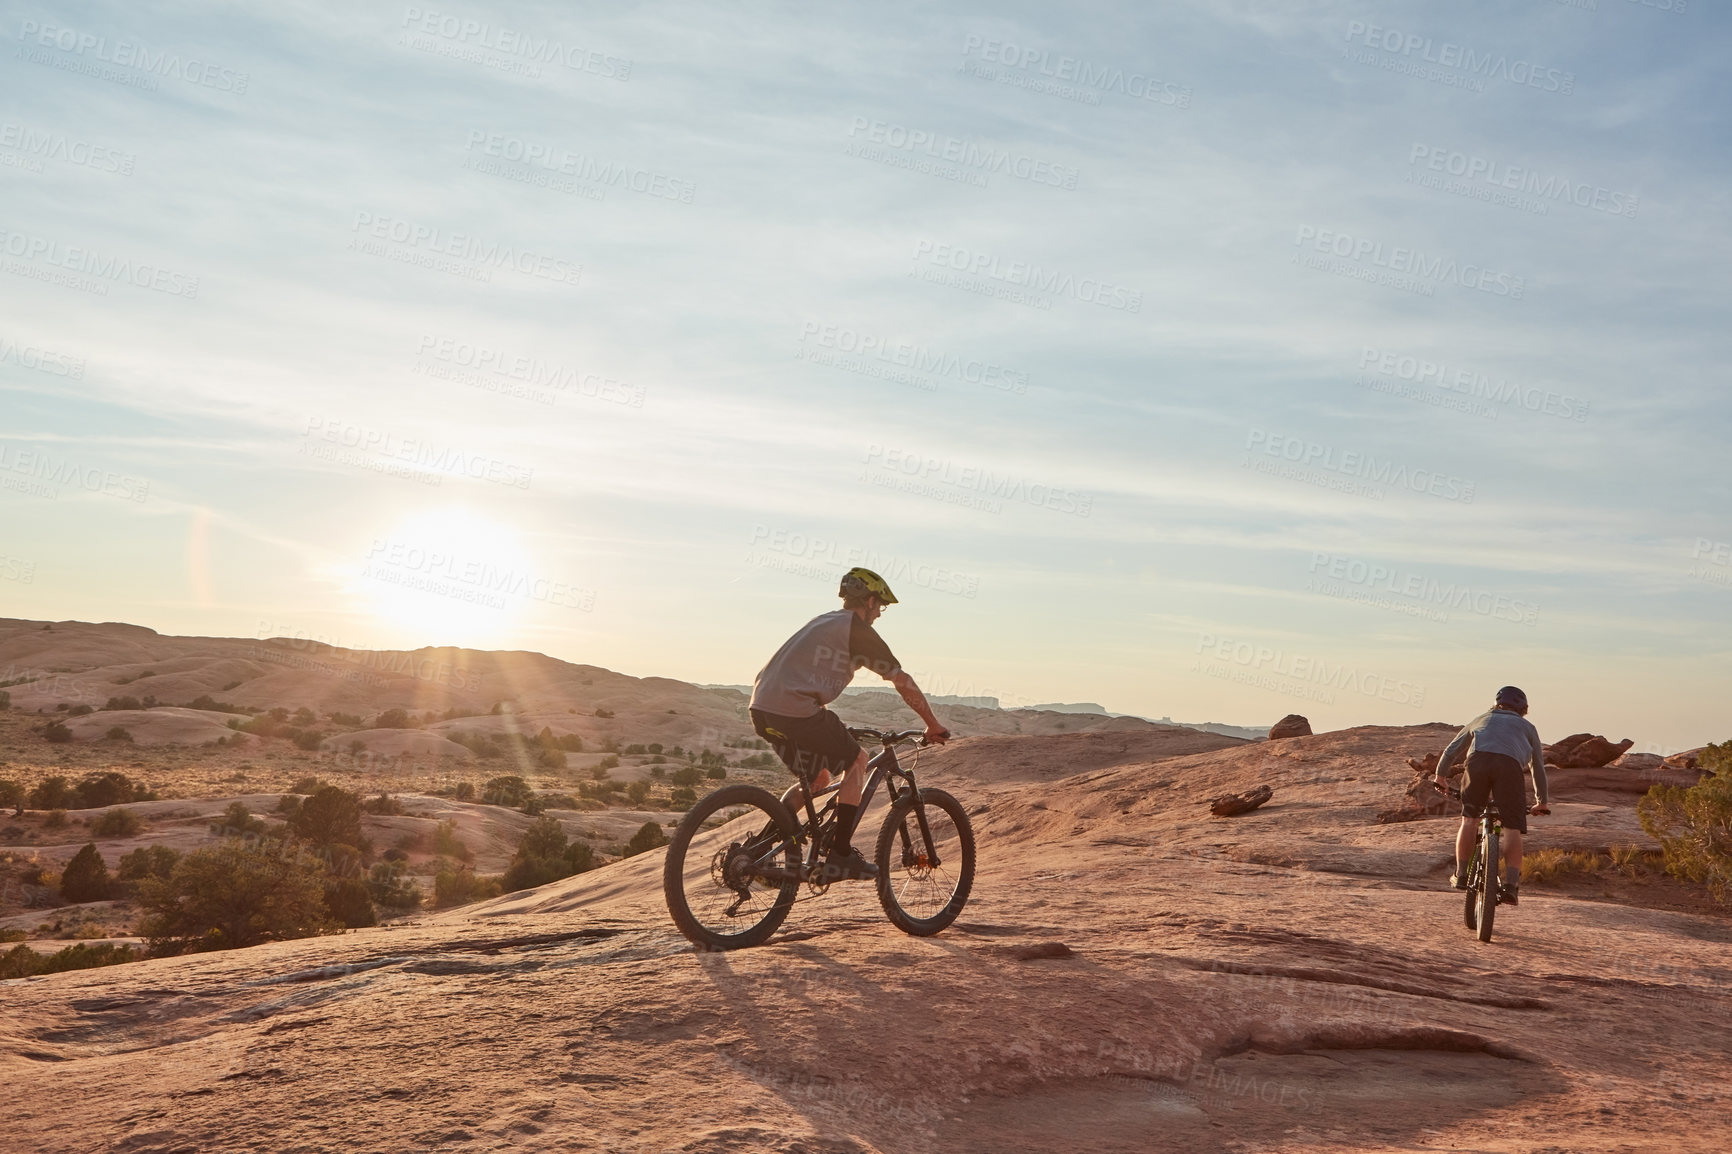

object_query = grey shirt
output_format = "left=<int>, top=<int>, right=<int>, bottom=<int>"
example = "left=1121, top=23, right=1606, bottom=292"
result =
left=749, top=610, right=901, bottom=718
left=1437, top=707, right=1549, bottom=805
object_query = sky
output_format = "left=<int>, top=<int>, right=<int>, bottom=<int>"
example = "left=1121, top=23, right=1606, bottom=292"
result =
left=1, top=0, right=1727, bottom=750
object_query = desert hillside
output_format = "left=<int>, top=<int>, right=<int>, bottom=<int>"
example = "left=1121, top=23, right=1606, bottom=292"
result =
left=3, top=720, right=1727, bottom=1153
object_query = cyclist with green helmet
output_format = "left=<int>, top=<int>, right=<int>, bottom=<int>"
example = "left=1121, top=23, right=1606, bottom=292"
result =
left=1434, top=685, right=1551, bottom=906
left=748, top=566, right=950, bottom=881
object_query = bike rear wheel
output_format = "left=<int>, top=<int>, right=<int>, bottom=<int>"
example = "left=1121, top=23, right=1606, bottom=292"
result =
left=874, top=787, right=975, bottom=937
left=1476, top=824, right=1499, bottom=943
left=663, top=785, right=802, bottom=951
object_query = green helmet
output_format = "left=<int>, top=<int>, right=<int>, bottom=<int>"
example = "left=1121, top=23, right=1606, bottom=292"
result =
left=839, top=566, right=898, bottom=605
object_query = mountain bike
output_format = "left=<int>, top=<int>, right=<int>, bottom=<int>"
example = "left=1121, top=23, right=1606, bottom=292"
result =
left=662, top=727, right=975, bottom=950
left=1437, top=780, right=1505, bottom=943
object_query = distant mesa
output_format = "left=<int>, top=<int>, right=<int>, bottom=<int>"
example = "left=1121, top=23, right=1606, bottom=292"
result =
left=1268, top=714, right=1312, bottom=740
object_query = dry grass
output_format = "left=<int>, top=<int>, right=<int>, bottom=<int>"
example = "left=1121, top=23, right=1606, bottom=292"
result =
left=1524, top=848, right=1603, bottom=885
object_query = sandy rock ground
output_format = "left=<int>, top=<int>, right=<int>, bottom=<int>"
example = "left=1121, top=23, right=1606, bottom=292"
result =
left=3, top=726, right=1728, bottom=1153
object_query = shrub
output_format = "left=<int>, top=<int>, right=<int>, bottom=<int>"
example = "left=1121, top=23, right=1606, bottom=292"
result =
left=292, top=707, right=316, bottom=725
left=453, top=781, right=476, bottom=801
left=374, top=708, right=411, bottom=729
left=289, top=776, right=325, bottom=795
left=292, top=730, right=325, bottom=751
left=520, top=795, right=546, bottom=817
left=76, top=772, right=150, bottom=808
left=0, top=689, right=8, bottom=710
left=706, top=766, right=727, bottom=780
left=501, top=816, right=596, bottom=892
left=595, top=755, right=620, bottom=774
left=91, top=808, right=143, bottom=838
left=105, top=696, right=141, bottom=712
left=117, top=845, right=180, bottom=885
left=362, top=793, right=405, bottom=816
left=431, top=819, right=473, bottom=863
left=44, top=810, right=67, bottom=829
left=214, top=801, right=267, bottom=837
left=594, top=707, right=614, bottom=718
left=327, top=711, right=363, bottom=727
left=670, top=766, right=703, bottom=787
left=0, top=941, right=142, bottom=979
left=323, top=877, right=376, bottom=928
left=624, top=744, right=646, bottom=756
left=1523, top=849, right=1601, bottom=885
left=557, top=734, right=585, bottom=753
left=670, top=787, right=696, bottom=809
left=651, top=765, right=664, bottom=778
left=0, top=779, right=22, bottom=816
left=366, top=861, right=422, bottom=910
left=288, top=786, right=367, bottom=854
left=137, top=840, right=334, bottom=953
left=1702, top=741, right=1732, bottom=776
left=646, top=743, right=663, bottom=755
left=42, top=722, right=73, bottom=744
left=1639, top=770, right=1732, bottom=902
left=623, top=821, right=669, bottom=858
left=433, top=867, right=501, bottom=908
left=481, top=775, right=532, bottom=807
left=104, top=726, right=134, bottom=743
left=60, top=843, right=111, bottom=901
left=627, top=781, right=650, bottom=805
left=66, top=704, right=93, bottom=717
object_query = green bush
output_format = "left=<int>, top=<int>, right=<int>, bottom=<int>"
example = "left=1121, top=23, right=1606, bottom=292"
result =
left=137, top=840, right=334, bottom=953
left=1702, top=741, right=1732, bottom=776
left=624, top=744, right=647, bottom=756
left=44, top=809, right=67, bottom=829
left=105, top=695, right=142, bottom=711
left=623, top=821, right=669, bottom=858
left=117, top=845, right=180, bottom=885
left=1639, top=768, right=1732, bottom=903
left=432, top=818, right=473, bottom=863
left=362, top=793, right=404, bottom=816
left=105, top=726, right=134, bottom=743
left=1, top=941, right=142, bottom=979
left=214, top=800, right=267, bottom=837
left=29, top=776, right=75, bottom=811
left=481, top=775, right=531, bottom=807
left=557, top=734, right=585, bottom=752
left=75, top=772, right=152, bottom=808
left=670, top=787, right=696, bottom=809
left=594, top=707, right=614, bottom=719
left=91, top=808, right=143, bottom=838
left=433, top=867, right=501, bottom=908
left=60, top=843, right=112, bottom=901
left=288, top=776, right=326, bottom=795
left=288, top=786, right=368, bottom=854
left=706, top=766, right=727, bottom=780
left=453, top=782, right=476, bottom=801
left=323, top=876, right=376, bottom=928
left=66, top=704, right=93, bottom=717
left=627, top=781, right=650, bottom=805
left=0, top=779, right=23, bottom=816
left=292, top=730, right=326, bottom=751
left=374, top=708, right=411, bottom=729
left=500, top=816, right=596, bottom=892
left=366, top=861, right=422, bottom=910
left=670, top=766, right=703, bottom=787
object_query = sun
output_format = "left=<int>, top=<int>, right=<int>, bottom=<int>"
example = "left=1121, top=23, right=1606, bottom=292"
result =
left=354, top=507, right=534, bottom=644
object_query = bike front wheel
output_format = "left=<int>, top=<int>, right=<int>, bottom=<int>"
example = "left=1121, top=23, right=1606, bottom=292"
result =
left=1463, top=849, right=1480, bottom=931
left=1476, top=826, right=1499, bottom=943
left=874, top=787, right=975, bottom=937
left=663, top=784, right=802, bottom=951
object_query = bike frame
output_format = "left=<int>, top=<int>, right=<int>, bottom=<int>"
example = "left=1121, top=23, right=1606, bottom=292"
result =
left=747, top=731, right=932, bottom=882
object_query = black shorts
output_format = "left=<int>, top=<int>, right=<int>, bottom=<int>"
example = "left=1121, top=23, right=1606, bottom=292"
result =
left=1460, top=751, right=1529, bottom=834
left=750, top=708, right=862, bottom=782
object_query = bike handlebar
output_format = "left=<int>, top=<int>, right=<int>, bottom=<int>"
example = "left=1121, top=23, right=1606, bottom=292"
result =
left=847, top=726, right=929, bottom=746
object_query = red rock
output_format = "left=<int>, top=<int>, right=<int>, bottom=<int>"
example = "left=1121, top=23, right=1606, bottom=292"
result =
left=1610, top=752, right=1664, bottom=772
left=1210, top=784, right=1273, bottom=816
left=1543, top=734, right=1634, bottom=769
left=1664, top=747, right=1707, bottom=770
left=1268, top=715, right=1312, bottom=740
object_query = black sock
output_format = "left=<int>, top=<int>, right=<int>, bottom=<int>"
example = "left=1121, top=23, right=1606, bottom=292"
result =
left=831, top=803, right=859, bottom=854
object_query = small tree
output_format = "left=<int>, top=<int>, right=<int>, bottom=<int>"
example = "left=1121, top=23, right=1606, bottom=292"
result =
left=1639, top=769, right=1732, bottom=903
left=137, top=840, right=333, bottom=953
left=289, top=786, right=367, bottom=854
left=213, top=801, right=266, bottom=837
left=627, top=781, right=650, bottom=805
left=28, top=776, right=74, bottom=809
left=43, top=721, right=73, bottom=744
left=92, top=808, right=143, bottom=837
left=76, top=772, right=146, bottom=808
left=0, top=779, right=23, bottom=817
left=432, top=818, right=473, bottom=863
left=481, top=775, right=531, bottom=807
left=117, top=845, right=180, bottom=890
left=60, top=843, right=112, bottom=901
left=374, top=708, right=411, bottom=729
left=624, top=821, right=669, bottom=858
